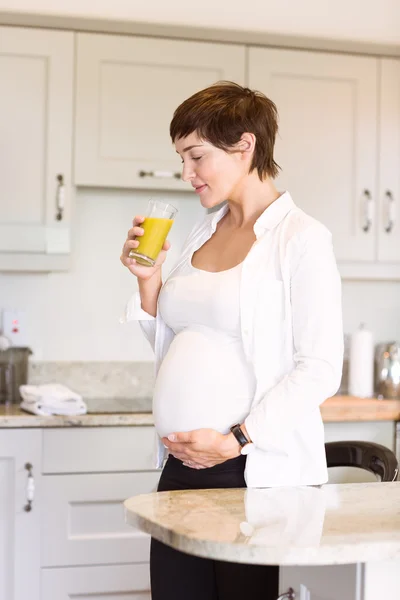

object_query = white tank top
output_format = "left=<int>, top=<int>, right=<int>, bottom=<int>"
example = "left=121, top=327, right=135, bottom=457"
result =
left=153, top=254, right=256, bottom=439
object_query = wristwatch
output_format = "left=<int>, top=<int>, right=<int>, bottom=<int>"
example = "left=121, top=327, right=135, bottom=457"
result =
left=230, top=424, right=255, bottom=455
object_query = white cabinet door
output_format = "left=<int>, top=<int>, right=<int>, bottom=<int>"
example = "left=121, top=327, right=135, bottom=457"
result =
left=280, top=564, right=363, bottom=600
left=0, top=27, right=73, bottom=272
left=248, top=48, right=378, bottom=263
left=41, top=563, right=151, bottom=600
left=0, top=429, right=41, bottom=600
left=41, top=471, right=160, bottom=567
left=378, top=59, right=400, bottom=263
left=74, top=33, right=245, bottom=190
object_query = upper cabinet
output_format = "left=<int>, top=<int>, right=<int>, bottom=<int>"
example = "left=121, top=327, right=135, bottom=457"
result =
left=378, top=59, right=400, bottom=263
left=0, top=27, right=74, bottom=272
left=248, top=48, right=400, bottom=275
left=249, top=48, right=378, bottom=263
left=74, top=34, right=245, bottom=191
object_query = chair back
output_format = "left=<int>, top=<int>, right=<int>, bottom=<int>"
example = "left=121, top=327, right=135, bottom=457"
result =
left=325, top=440, right=398, bottom=482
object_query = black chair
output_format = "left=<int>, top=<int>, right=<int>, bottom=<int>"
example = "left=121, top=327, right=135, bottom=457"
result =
left=325, top=440, right=399, bottom=482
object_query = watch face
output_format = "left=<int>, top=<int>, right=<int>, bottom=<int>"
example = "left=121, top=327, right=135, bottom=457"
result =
left=240, top=442, right=255, bottom=455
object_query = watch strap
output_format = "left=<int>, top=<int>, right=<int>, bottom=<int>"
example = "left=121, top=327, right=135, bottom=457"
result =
left=230, top=424, right=249, bottom=448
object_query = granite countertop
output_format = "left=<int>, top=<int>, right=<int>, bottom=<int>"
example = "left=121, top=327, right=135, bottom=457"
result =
left=0, top=405, right=153, bottom=427
left=1, top=395, right=400, bottom=428
left=124, top=482, right=400, bottom=566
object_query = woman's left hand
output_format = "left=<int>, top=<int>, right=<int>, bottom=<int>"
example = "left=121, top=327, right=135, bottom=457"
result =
left=162, top=428, right=240, bottom=469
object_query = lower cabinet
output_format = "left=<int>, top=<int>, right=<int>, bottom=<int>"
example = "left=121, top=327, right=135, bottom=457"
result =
left=41, top=471, right=160, bottom=567
left=279, top=564, right=363, bottom=600
left=0, top=429, right=42, bottom=600
left=41, top=563, right=151, bottom=600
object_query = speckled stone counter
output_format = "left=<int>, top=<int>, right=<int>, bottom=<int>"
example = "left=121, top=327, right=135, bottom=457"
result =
left=124, top=482, right=400, bottom=566
left=0, top=405, right=153, bottom=427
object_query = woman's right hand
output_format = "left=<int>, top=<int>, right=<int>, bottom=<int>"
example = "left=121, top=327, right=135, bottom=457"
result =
left=120, top=215, right=171, bottom=281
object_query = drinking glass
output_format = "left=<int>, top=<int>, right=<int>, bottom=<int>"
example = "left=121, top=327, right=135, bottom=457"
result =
left=128, top=200, right=178, bottom=267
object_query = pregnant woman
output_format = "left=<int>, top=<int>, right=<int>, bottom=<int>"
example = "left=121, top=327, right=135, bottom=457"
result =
left=120, top=81, right=344, bottom=600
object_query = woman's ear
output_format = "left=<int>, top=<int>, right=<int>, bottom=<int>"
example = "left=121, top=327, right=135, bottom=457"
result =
left=238, top=132, right=256, bottom=155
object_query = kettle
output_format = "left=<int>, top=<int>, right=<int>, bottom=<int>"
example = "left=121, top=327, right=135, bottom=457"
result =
left=375, top=342, right=400, bottom=399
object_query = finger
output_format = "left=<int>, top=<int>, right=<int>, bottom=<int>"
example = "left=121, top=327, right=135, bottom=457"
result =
left=162, top=239, right=171, bottom=251
left=132, top=215, right=145, bottom=226
left=167, top=432, right=193, bottom=443
left=127, top=226, right=145, bottom=240
left=120, top=254, right=137, bottom=267
left=122, top=239, right=140, bottom=256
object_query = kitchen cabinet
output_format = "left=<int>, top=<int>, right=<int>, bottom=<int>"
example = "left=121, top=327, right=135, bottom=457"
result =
left=0, top=425, right=160, bottom=600
left=40, top=426, right=160, bottom=597
left=377, top=59, right=400, bottom=263
left=248, top=48, right=400, bottom=278
left=0, top=27, right=74, bottom=272
left=41, top=564, right=151, bottom=600
left=0, top=430, right=42, bottom=600
left=248, top=48, right=378, bottom=264
left=279, top=564, right=363, bottom=600
left=41, top=471, right=160, bottom=567
left=74, top=33, right=245, bottom=191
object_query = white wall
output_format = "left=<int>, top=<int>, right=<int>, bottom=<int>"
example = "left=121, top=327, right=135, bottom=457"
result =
left=1, top=0, right=400, bottom=46
left=0, top=189, right=204, bottom=361
left=1, top=187, right=399, bottom=362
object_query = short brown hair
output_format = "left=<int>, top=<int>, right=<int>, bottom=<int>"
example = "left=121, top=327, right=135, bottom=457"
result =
left=170, top=81, right=280, bottom=180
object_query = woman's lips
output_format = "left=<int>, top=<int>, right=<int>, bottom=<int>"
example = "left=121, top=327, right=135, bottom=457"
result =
left=194, top=184, right=207, bottom=194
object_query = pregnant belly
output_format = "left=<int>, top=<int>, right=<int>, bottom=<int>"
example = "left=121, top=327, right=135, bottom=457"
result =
left=153, top=329, right=256, bottom=439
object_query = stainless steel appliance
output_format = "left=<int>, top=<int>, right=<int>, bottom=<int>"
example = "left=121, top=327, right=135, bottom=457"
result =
left=0, top=347, right=32, bottom=405
left=375, top=342, right=400, bottom=399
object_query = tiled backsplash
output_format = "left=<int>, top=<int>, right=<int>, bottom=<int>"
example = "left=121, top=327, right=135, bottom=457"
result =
left=29, top=357, right=350, bottom=414
left=29, top=361, right=155, bottom=412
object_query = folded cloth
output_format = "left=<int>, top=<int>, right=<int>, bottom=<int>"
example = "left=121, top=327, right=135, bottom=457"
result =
left=19, top=383, right=87, bottom=416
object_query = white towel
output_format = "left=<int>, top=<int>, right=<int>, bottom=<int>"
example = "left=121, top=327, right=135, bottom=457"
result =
left=19, top=383, right=87, bottom=416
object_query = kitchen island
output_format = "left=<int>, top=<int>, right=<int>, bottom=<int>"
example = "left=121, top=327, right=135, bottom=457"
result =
left=124, top=482, right=400, bottom=599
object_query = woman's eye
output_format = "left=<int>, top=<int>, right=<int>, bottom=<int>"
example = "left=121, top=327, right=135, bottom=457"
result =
left=192, top=156, right=202, bottom=161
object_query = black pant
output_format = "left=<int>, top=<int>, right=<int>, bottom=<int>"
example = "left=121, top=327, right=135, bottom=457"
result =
left=150, top=454, right=279, bottom=600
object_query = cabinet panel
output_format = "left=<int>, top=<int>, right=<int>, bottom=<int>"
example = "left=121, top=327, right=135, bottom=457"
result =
left=249, top=48, right=378, bottom=262
left=42, top=426, right=157, bottom=473
left=0, top=27, right=73, bottom=271
left=280, top=564, right=363, bottom=600
left=378, top=59, right=400, bottom=263
left=41, top=564, right=151, bottom=600
left=75, top=33, right=245, bottom=190
left=41, top=471, right=160, bottom=566
left=0, top=429, right=42, bottom=600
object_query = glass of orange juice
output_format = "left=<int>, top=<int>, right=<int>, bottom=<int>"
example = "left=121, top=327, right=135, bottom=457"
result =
left=128, top=200, right=178, bottom=267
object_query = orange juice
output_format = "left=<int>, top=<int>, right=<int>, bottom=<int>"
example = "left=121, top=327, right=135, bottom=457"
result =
left=132, top=217, right=173, bottom=266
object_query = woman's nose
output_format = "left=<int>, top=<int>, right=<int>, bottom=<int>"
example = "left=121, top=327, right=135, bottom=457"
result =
left=181, top=162, right=195, bottom=183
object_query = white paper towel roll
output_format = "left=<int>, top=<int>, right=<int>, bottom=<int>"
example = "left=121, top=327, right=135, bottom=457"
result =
left=348, top=323, right=374, bottom=398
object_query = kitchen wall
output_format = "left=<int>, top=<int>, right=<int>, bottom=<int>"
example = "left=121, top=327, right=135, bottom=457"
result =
left=1, top=0, right=400, bottom=46
left=1, top=187, right=399, bottom=362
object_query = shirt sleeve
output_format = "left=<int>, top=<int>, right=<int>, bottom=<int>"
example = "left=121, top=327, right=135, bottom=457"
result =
left=244, top=225, right=344, bottom=455
left=120, top=290, right=156, bottom=352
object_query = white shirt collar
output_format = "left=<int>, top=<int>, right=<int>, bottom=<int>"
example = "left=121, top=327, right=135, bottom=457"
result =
left=210, top=191, right=295, bottom=239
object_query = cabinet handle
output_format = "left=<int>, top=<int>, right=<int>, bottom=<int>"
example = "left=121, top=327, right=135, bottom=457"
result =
left=138, top=170, right=181, bottom=180
left=55, top=174, right=65, bottom=221
left=384, top=190, right=395, bottom=233
left=24, top=462, right=35, bottom=512
left=362, top=189, right=373, bottom=232
left=277, top=588, right=295, bottom=600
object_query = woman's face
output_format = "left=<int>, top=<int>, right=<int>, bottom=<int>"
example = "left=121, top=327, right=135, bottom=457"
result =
left=174, top=131, right=248, bottom=209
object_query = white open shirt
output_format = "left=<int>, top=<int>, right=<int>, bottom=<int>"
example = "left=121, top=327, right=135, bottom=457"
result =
left=124, top=191, right=344, bottom=487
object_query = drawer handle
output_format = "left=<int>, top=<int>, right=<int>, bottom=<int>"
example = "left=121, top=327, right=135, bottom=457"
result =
left=24, top=462, right=35, bottom=512
left=362, top=189, right=373, bottom=233
left=277, top=588, right=296, bottom=600
left=55, top=174, right=65, bottom=221
left=384, top=190, right=395, bottom=233
left=138, top=170, right=181, bottom=180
